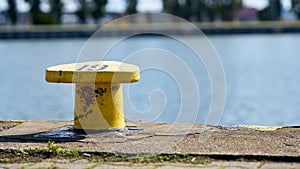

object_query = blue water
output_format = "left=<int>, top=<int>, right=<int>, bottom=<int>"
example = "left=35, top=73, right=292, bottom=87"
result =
left=0, top=34, right=300, bottom=126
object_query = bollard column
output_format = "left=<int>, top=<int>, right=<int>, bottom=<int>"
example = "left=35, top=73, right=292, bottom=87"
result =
left=45, top=61, right=140, bottom=131
left=74, top=83, right=124, bottom=130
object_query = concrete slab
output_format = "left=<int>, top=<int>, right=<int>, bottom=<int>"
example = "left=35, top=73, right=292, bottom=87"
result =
left=261, top=162, right=300, bottom=169
left=0, top=121, right=72, bottom=136
left=94, top=164, right=154, bottom=169
left=1, top=121, right=300, bottom=158
left=0, top=163, right=34, bottom=169
left=1, top=161, right=299, bottom=169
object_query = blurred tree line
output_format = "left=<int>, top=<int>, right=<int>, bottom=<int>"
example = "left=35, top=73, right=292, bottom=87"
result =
left=162, top=0, right=300, bottom=21
left=162, top=0, right=243, bottom=21
left=292, top=0, right=300, bottom=18
left=6, top=0, right=108, bottom=24
left=4, top=0, right=300, bottom=25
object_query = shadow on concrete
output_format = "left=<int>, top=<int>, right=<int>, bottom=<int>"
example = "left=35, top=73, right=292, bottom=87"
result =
left=0, top=125, right=146, bottom=143
left=0, top=126, right=86, bottom=143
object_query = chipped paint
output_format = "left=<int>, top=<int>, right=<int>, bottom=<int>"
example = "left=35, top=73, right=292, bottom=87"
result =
left=74, top=83, right=125, bottom=130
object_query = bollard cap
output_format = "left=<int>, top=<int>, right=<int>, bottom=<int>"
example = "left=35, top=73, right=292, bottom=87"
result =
left=46, top=61, right=140, bottom=84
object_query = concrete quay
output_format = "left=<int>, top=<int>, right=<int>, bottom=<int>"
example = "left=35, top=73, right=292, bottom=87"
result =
left=1, top=21, right=300, bottom=39
left=0, top=120, right=299, bottom=168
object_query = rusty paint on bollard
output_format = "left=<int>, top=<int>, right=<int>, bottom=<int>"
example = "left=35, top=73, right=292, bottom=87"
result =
left=45, top=61, right=140, bottom=131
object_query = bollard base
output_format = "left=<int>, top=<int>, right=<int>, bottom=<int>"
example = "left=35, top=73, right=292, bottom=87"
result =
left=74, top=127, right=125, bottom=135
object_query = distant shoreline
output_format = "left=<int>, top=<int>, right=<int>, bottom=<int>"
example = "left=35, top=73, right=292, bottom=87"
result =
left=1, top=21, right=300, bottom=39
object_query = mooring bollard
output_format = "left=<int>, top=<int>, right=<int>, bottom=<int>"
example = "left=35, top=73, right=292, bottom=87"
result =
left=45, top=61, right=140, bottom=132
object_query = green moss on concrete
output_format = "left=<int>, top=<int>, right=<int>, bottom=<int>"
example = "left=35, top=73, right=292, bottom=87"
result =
left=47, top=141, right=80, bottom=157
left=0, top=147, right=212, bottom=165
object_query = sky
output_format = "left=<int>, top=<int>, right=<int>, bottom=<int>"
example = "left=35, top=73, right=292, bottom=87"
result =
left=0, top=0, right=293, bottom=13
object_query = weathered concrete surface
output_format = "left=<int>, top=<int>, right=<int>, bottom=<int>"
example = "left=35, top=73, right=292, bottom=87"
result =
left=1, top=121, right=299, bottom=157
left=0, top=120, right=299, bottom=168
left=0, top=121, right=300, bottom=156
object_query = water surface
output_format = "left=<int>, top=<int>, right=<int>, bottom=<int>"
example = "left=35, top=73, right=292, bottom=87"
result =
left=0, top=34, right=299, bottom=126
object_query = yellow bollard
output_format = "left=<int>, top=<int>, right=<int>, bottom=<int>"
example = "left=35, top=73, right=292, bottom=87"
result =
left=45, top=61, right=140, bottom=131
